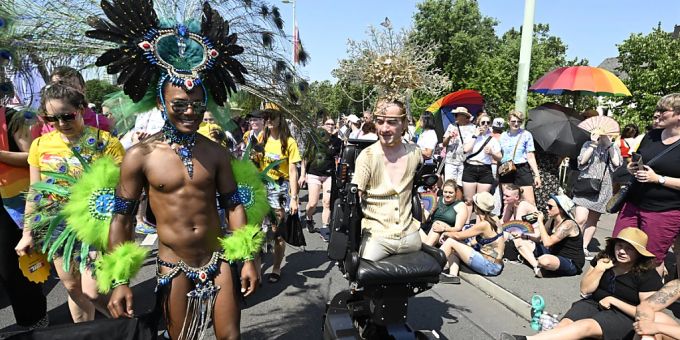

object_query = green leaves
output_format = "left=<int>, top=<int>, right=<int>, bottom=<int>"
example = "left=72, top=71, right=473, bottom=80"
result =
left=613, top=26, right=680, bottom=127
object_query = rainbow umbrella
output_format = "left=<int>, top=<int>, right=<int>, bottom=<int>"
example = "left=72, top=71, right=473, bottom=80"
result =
left=529, top=66, right=631, bottom=97
left=418, top=89, right=484, bottom=141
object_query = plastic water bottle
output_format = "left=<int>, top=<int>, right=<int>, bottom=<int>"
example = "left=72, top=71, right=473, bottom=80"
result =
left=539, top=312, right=550, bottom=331
left=530, top=295, right=545, bottom=331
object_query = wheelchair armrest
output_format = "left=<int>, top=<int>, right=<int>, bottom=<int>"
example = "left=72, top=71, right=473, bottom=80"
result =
left=345, top=251, right=360, bottom=281
left=420, top=244, right=447, bottom=269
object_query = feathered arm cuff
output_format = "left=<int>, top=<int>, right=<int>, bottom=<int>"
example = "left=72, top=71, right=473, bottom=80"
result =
left=95, top=242, right=149, bottom=293
left=220, top=224, right=264, bottom=262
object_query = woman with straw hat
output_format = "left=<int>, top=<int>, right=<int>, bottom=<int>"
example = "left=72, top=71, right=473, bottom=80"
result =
left=438, top=192, right=505, bottom=284
left=500, top=227, right=662, bottom=340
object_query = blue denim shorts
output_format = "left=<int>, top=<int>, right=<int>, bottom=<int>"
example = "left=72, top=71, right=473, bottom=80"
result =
left=468, top=250, right=503, bottom=276
left=534, top=243, right=580, bottom=276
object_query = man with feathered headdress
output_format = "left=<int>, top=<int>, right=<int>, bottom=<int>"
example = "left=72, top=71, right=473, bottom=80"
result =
left=85, top=1, right=263, bottom=339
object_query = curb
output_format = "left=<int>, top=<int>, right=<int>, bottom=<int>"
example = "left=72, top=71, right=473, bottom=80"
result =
left=459, top=271, right=532, bottom=321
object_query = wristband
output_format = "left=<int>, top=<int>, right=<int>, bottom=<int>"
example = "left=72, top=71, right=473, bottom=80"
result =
left=112, top=196, right=139, bottom=215
left=111, top=280, right=129, bottom=289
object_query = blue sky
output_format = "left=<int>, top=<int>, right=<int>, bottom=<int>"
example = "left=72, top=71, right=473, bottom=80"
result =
left=279, top=0, right=680, bottom=82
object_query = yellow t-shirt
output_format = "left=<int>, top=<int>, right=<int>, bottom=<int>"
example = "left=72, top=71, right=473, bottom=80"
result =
left=259, top=136, right=301, bottom=180
left=28, top=126, right=125, bottom=180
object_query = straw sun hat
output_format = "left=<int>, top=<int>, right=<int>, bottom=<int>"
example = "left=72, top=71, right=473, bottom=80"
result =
left=607, top=227, right=655, bottom=258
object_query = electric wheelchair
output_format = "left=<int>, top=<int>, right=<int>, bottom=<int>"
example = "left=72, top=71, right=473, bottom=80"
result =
left=322, top=139, right=446, bottom=340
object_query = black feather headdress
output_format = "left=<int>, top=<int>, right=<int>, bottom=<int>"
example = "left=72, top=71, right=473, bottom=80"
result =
left=85, top=0, right=247, bottom=107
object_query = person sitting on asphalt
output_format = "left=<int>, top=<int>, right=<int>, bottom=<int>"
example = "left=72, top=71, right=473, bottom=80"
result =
left=438, top=191, right=504, bottom=284
left=352, top=99, right=424, bottom=261
left=501, top=184, right=542, bottom=277
left=500, top=227, right=662, bottom=340
left=421, top=179, right=468, bottom=247
left=633, top=278, right=680, bottom=339
left=528, top=194, right=585, bottom=277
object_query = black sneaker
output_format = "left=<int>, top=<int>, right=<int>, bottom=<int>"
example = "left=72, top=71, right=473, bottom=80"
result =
left=306, top=219, right=318, bottom=233
left=439, top=273, right=461, bottom=284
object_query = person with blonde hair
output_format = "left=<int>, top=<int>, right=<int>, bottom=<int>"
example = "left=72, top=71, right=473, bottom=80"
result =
left=614, top=93, right=680, bottom=277
left=461, top=113, right=502, bottom=222
left=498, top=110, right=541, bottom=204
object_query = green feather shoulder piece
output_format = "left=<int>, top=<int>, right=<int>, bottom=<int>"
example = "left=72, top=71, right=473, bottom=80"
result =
left=62, top=157, right=120, bottom=250
left=231, top=158, right=270, bottom=225
left=95, top=242, right=149, bottom=294
left=220, top=224, right=264, bottom=262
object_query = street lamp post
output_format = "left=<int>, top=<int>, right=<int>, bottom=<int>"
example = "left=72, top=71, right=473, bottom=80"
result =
left=514, top=0, right=536, bottom=121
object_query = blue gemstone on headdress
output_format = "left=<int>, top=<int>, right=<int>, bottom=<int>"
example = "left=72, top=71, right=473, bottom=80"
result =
left=177, top=24, right=187, bottom=37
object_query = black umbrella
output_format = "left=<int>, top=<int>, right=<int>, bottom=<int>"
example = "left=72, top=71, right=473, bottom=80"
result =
left=526, top=103, right=590, bottom=158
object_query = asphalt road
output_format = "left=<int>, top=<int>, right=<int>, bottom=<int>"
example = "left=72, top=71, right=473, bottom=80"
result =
left=0, top=191, right=531, bottom=339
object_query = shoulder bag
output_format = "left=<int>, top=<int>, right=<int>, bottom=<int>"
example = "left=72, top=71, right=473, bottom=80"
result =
left=465, top=136, right=492, bottom=161
left=498, top=132, right=522, bottom=177
left=606, top=138, right=680, bottom=213
left=572, top=153, right=609, bottom=196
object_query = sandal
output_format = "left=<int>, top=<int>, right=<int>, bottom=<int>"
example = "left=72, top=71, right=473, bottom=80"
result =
left=267, top=273, right=281, bottom=283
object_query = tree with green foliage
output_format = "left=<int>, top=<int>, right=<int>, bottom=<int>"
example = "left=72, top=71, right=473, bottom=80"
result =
left=411, top=0, right=498, bottom=91
left=612, top=25, right=680, bottom=128
left=85, top=79, right=119, bottom=109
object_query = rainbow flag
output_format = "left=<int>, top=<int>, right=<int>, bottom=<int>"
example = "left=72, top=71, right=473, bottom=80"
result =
left=0, top=107, right=30, bottom=228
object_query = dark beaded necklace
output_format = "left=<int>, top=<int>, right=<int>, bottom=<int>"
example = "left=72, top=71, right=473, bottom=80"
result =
left=162, top=120, right=196, bottom=178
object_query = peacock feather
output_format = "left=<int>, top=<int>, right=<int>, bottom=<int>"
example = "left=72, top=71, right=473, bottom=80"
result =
left=231, top=157, right=270, bottom=225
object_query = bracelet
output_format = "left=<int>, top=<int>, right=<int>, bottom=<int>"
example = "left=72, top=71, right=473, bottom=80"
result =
left=111, top=280, right=129, bottom=289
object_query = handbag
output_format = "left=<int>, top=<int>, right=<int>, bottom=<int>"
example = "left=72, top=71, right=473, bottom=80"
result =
left=573, top=153, right=609, bottom=196
left=498, top=133, right=522, bottom=176
left=606, top=138, right=680, bottom=213
left=282, top=213, right=306, bottom=247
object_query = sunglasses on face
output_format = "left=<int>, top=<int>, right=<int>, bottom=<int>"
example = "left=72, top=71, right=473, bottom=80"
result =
left=170, top=100, right=207, bottom=114
left=479, top=121, right=490, bottom=125
left=510, top=120, right=522, bottom=124
left=325, top=123, right=335, bottom=126
left=42, top=112, right=78, bottom=123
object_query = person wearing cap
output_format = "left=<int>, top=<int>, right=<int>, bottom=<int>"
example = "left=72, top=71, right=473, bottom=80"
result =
left=243, top=110, right=265, bottom=148
left=501, top=227, right=662, bottom=340
left=352, top=99, right=424, bottom=261
left=442, top=106, right=476, bottom=197
left=346, top=114, right=362, bottom=139
left=491, top=117, right=505, bottom=137
left=498, top=110, right=541, bottom=205
left=527, top=194, right=585, bottom=277
left=438, top=192, right=505, bottom=284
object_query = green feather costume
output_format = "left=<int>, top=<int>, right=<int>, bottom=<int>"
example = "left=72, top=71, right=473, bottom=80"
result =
left=25, top=156, right=121, bottom=273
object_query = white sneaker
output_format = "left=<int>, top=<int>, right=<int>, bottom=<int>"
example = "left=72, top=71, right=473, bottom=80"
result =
left=584, top=249, right=595, bottom=261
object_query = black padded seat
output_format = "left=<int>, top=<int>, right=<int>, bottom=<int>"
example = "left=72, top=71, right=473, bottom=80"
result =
left=355, top=246, right=446, bottom=286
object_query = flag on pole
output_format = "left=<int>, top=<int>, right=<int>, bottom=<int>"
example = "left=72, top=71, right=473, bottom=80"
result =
left=293, top=22, right=300, bottom=64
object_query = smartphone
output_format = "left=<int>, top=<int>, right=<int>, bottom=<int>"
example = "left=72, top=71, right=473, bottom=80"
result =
left=631, top=152, right=644, bottom=170
left=521, top=213, right=538, bottom=224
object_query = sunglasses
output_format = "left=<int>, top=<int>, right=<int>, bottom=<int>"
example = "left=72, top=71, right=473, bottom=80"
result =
left=324, top=123, right=335, bottom=126
left=479, top=121, right=490, bottom=125
left=42, top=112, right=78, bottom=123
left=510, top=120, right=522, bottom=124
left=170, top=100, right=207, bottom=114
